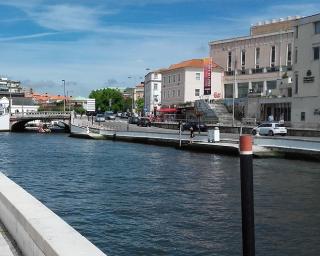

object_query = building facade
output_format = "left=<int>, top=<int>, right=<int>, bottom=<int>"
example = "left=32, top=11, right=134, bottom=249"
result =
left=292, top=14, right=320, bottom=129
left=209, top=17, right=299, bottom=123
left=144, top=71, right=162, bottom=114
left=161, top=59, right=223, bottom=108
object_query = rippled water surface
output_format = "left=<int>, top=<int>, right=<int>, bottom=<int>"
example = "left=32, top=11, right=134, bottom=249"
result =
left=0, top=132, right=319, bottom=256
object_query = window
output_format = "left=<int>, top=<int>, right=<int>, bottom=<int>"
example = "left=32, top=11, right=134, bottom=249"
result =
left=287, top=43, right=292, bottom=66
left=154, top=83, right=158, bottom=90
left=267, top=80, right=277, bottom=90
left=252, top=81, right=263, bottom=93
left=163, top=77, right=166, bottom=84
left=178, top=90, right=180, bottom=97
left=315, top=21, right=320, bottom=34
left=224, top=84, right=233, bottom=98
left=294, top=47, right=298, bottom=64
left=154, top=73, right=158, bottom=79
left=168, top=76, right=171, bottom=83
left=173, top=75, right=176, bottom=83
left=178, top=74, right=181, bottom=81
left=295, top=74, right=299, bottom=94
left=301, top=112, right=305, bottom=121
left=255, top=48, right=260, bottom=69
left=270, top=46, right=276, bottom=67
left=196, top=73, right=201, bottom=80
left=241, top=49, right=246, bottom=70
left=227, top=51, right=232, bottom=71
left=295, top=26, right=299, bottom=38
left=314, top=46, right=320, bottom=60
left=238, top=83, right=248, bottom=98
left=172, top=90, right=175, bottom=97
left=195, top=89, right=200, bottom=96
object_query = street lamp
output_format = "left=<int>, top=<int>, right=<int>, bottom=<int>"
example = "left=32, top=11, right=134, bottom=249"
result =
left=62, top=80, right=66, bottom=112
left=67, top=90, right=73, bottom=111
left=233, top=55, right=237, bottom=127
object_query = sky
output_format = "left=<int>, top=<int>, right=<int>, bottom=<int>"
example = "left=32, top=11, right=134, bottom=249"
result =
left=0, top=0, right=319, bottom=96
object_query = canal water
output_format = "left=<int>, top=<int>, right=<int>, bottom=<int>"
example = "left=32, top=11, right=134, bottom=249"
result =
left=0, top=132, right=319, bottom=256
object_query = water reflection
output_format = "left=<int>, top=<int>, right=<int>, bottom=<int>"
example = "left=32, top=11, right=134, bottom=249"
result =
left=0, top=133, right=319, bottom=256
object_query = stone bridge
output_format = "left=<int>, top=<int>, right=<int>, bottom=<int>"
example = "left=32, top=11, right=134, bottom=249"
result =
left=10, top=111, right=71, bottom=131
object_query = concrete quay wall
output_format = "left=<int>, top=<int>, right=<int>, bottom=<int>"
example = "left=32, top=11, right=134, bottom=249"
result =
left=0, top=173, right=106, bottom=256
left=152, top=122, right=320, bottom=137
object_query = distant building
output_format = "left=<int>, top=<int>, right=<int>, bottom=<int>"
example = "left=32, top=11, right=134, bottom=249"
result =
left=0, top=96, right=39, bottom=114
left=0, top=77, right=24, bottom=98
left=209, top=17, right=300, bottom=123
left=291, top=13, right=320, bottom=129
left=135, top=82, right=144, bottom=100
left=160, top=59, right=223, bottom=108
left=144, top=71, right=162, bottom=114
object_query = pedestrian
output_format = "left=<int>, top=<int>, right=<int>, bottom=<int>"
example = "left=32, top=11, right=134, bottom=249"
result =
left=189, top=127, right=195, bottom=144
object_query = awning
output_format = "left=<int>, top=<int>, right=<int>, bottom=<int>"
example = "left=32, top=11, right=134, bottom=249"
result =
left=158, top=108, right=177, bottom=113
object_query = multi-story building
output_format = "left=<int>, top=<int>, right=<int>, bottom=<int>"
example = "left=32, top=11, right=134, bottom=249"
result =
left=144, top=71, right=162, bottom=114
left=0, top=77, right=24, bottom=98
left=135, top=82, right=144, bottom=101
left=209, top=17, right=299, bottom=122
left=292, top=13, right=320, bottom=129
left=161, top=59, right=223, bottom=108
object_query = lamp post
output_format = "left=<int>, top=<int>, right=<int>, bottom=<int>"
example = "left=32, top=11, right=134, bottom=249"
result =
left=233, top=56, right=237, bottom=127
left=67, top=90, right=73, bottom=111
left=62, top=80, right=66, bottom=112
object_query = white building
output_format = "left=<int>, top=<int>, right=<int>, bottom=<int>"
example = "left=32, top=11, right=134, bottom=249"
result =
left=0, top=97, right=39, bottom=114
left=0, top=77, right=22, bottom=93
left=292, top=13, right=320, bottom=129
left=144, top=71, right=162, bottom=114
left=161, top=59, right=223, bottom=108
left=209, top=17, right=299, bottom=123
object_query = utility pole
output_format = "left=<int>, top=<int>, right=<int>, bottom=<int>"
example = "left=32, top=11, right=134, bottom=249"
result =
left=62, top=80, right=66, bottom=112
left=233, top=50, right=237, bottom=127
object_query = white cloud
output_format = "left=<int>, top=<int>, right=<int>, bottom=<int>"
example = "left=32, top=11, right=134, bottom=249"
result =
left=0, top=32, right=57, bottom=42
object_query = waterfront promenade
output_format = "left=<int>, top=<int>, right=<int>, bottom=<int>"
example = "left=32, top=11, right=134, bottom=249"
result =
left=72, top=117, right=320, bottom=160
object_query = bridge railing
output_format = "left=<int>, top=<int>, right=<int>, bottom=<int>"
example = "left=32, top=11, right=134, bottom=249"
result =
left=12, top=111, right=71, bottom=118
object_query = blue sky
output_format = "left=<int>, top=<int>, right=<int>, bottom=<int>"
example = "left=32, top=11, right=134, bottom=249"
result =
left=0, top=0, right=319, bottom=96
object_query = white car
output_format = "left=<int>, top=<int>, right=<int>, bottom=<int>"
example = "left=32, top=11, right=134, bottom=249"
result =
left=252, top=122, right=287, bottom=136
left=95, top=114, right=105, bottom=122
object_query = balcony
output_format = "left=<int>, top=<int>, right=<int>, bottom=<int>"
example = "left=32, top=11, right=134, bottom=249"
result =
left=238, top=68, right=250, bottom=75
left=266, top=66, right=280, bottom=73
left=224, top=71, right=234, bottom=76
left=251, top=68, right=264, bottom=74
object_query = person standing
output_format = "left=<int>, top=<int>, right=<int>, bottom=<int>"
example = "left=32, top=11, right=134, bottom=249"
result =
left=189, top=127, right=195, bottom=144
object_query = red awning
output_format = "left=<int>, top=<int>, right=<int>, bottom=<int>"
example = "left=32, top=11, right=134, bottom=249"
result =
left=158, top=108, right=177, bottom=113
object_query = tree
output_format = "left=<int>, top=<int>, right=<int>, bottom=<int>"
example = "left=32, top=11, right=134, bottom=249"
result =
left=135, top=98, right=144, bottom=113
left=89, top=88, right=126, bottom=112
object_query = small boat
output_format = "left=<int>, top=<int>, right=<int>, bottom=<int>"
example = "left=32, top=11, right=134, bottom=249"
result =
left=38, top=124, right=51, bottom=133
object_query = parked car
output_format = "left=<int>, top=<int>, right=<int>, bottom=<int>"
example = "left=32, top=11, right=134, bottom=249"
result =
left=95, top=114, right=105, bottom=122
left=117, top=112, right=122, bottom=117
left=105, top=111, right=116, bottom=120
left=121, top=112, right=128, bottom=118
left=182, top=121, right=208, bottom=132
left=252, top=122, right=287, bottom=136
left=128, top=116, right=139, bottom=124
left=137, top=117, right=151, bottom=127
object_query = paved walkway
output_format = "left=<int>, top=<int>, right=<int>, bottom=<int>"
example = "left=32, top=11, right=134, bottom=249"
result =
left=0, top=222, right=22, bottom=256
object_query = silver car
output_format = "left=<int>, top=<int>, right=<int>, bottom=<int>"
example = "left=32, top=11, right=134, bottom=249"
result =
left=252, top=122, right=287, bottom=136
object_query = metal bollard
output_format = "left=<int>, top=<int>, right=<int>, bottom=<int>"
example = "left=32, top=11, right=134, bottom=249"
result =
left=239, top=135, right=255, bottom=256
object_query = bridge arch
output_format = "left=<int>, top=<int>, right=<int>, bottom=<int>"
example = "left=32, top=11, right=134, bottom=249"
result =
left=10, top=112, right=71, bottom=132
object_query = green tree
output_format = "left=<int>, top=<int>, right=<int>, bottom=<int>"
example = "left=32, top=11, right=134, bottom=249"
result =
left=135, top=98, right=144, bottom=113
left=89, top=88, right=127, bottom=112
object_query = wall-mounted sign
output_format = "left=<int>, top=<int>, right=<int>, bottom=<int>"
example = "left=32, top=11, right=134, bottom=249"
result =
left=203, top=57, right=212, bottom=95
